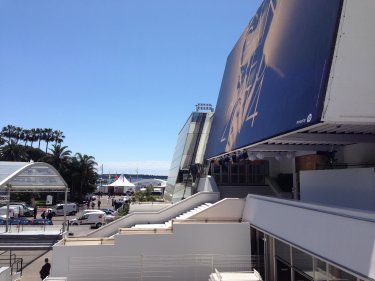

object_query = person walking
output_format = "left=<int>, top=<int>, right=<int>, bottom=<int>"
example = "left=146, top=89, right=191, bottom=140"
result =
left=46, top=210, right=53, bottom=222
left=39, top=258, right=51, bottom=280
left=33, top=205, right=37, bottom=219
left=41, top=210, right=46, bottom=219
left=97, top=199, right=101, bottom=209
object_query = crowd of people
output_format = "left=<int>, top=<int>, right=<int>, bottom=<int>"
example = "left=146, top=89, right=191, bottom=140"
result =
left=40, top=210, right=53, bottom=221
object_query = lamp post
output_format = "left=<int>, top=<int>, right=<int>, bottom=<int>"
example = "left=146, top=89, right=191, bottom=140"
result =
left=5, top=183, right=11, bottom=232
left=63, top=186, right=68, bottom=232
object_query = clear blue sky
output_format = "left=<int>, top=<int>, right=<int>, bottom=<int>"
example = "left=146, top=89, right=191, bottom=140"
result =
left=0, top=0, right=261, bottom=176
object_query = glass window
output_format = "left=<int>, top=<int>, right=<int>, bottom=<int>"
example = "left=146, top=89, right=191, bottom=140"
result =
left=314, top=258, right=327, bottom=281
left=328, top=265, right=357, bottom=281
left=292, top=248, right=314, bottom=279
left=294, top=270, right=313, bottom=281
left=275, top=239, right=290, bottom=264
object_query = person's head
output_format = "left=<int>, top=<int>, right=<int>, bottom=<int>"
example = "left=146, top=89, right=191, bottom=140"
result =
left=45, top=258, right=49, bottom=263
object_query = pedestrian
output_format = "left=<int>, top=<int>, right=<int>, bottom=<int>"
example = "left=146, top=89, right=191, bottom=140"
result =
left=41, top=210, right=46, bottom=219
left=39, top=258, right=51, bottom=280
left=33, top=205, right=37, bottom=219
left=97, top=199, right=101, bottom=209
left=47, top=210, right=53, bottom=221
left=91, top=201, right=95, bottom=209
left=86, top=200, right=90, bottom=209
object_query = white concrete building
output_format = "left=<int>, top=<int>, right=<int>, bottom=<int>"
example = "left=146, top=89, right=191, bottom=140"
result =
left=49, top=1, right=375, bottom=280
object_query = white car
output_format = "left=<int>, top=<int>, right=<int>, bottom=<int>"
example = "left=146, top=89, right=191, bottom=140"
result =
left=69, top=211, right=106, bottom=228
left=82, top=210, right=115, bottom=222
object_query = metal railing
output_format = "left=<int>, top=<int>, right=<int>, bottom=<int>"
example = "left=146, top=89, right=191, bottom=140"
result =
left=88, top=191, right=220, bottom=238
left=0, top=251, right=23, bottom=276
left=0, top=224, right=63, bottom=233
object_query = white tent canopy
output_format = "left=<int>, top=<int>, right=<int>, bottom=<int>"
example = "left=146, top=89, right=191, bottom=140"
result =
left=106, top=174, right=135, bottom=187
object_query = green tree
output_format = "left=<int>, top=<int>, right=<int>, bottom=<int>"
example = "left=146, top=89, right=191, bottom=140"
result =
left=46, top=144, right=72, bottom=172
left=0, top=132, right=5, bottom=146
left=20, top=129, right=31, bottom=146
left=44, top=128, right=54, bottom=153
left=74, top=153, right=98, bottom=198
left=53, top=130, right=65, bottom=145
left=2, top=125, right=17, bottom=143
left=36, top=128, right=43, bottom=149
left=0, top=141, right=28, bottom=161
left=13, top=126, right=23, bottom=144
left=29, top=128, right=39, bottom=147
left=25, top=146, right=46, bottom=162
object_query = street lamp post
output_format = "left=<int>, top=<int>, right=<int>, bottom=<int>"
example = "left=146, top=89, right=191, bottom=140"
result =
left=63, top=186, right=68, bottom=232
left=5, top=183, right=11, bottom=232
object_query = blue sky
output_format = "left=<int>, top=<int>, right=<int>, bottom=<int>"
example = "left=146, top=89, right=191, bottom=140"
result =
left=0, top=0, right=261, bottom=175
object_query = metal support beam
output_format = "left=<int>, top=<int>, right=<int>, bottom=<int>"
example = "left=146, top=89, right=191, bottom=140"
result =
left=278, top=133, right=375, bottom=144
left=246, top=144, right=340, bottom=152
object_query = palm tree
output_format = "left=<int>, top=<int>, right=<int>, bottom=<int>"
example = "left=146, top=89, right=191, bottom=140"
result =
left=44, top=128, right=54, bottom=153
left=29, top=129, right=38, bottom=147
left=74, top=153, right=98, bottom=197
left=13, top=127, right=23, bottom=144
left=53, top=130, right=65, bottom=145
left=0, top=141, right=28, bottom=161
left=37, top=128, right=43, bottom=149
left=47, top=144, right=72, bottom=172
left=0, top=132, right=5, bottom=146
left=2, top=125, right=16, bottom=144
left=21, top=129, right=32, bottom=146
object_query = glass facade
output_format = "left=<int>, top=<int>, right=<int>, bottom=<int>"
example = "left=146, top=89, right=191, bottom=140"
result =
left=210, top=160, right=269, bottom=186
left=251, top=227, right=367, bottom=281
left=164, top=112, right=213, bottom=202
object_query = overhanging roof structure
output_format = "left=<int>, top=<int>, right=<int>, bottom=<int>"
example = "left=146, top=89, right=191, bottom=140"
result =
left=0, top=161, right=67, bottom=192
left=211, top=122, right=375, bottom=159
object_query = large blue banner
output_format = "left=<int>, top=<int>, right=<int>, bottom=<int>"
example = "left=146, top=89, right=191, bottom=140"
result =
left=206, top=0, right=342, bottom=158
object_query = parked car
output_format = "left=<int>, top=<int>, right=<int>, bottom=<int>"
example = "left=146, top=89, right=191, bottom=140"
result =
left=82, top=210, right=115, bottom=222
left=99, top=208, right=117, bottom=216
left=9, top=202, right=34, bottom=217
left=30, top=219, right=53, bottom=225
left=48, top=203, right=77, bottom=216
left=0, top=206, right=20, bottom=218
left=69, top=211, right=105, bottom=228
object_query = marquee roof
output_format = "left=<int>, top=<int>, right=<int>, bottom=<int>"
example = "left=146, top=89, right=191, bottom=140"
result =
left=0, top=161, right=67, bottom=192
left=107, top=174, right=135, bottom=187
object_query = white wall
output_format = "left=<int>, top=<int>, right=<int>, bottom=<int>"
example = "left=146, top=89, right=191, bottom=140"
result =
left=300, top=167, right=375, bottom=211
left=322, top=0, right=375, bottom=123
left=242, top=195, right=375, bottom=280
left=0, top=267, right=10, bottom=281
left=52, top=222, right=250, bottom=279
left=189, top=198, right=245, bottom=221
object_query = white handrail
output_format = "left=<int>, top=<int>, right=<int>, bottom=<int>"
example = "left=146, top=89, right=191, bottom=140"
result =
left=87, top=192, right=220, bottom=237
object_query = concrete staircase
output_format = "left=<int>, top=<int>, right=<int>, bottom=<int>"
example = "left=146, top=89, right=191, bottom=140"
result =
left=131, top=203, right=213, bottom=229
left=0, top=233, right=62, bottom=250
